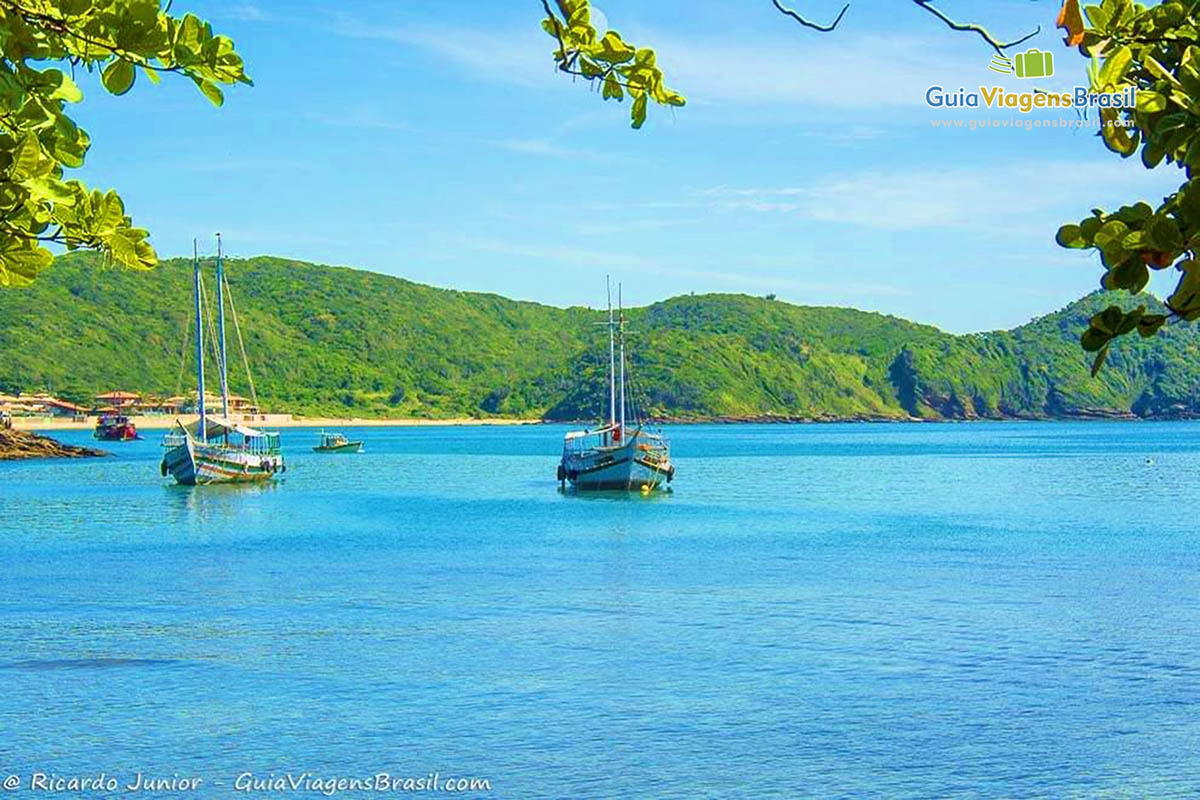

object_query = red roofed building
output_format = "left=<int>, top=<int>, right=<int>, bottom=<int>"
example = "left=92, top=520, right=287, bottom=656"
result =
left=94, top=391, right=141, bottom=410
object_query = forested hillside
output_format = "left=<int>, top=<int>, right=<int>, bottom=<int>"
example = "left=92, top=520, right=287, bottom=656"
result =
left=1, top=253, right=1197, bottom=420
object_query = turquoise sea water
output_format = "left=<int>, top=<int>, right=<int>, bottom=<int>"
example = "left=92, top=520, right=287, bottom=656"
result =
left=2, top=421, right=1200, bottom=798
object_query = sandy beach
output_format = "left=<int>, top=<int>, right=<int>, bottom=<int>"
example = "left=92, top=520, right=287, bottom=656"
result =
left=14, top=415, right=546, bottom=432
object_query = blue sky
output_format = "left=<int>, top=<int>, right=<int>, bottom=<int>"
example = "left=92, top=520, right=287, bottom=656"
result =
left=67, top=0, right=1185, bottom=332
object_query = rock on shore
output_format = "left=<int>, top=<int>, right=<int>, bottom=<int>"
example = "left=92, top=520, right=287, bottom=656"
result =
left=0, top=428, right=108, bottom=460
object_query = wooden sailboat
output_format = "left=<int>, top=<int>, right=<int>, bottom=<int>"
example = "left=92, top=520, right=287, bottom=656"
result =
left=558, top=280, right=674, bottom=491
left=161, top=236, right=284, bottom=485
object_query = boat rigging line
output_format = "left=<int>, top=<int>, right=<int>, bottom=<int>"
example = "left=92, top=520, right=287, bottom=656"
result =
left=223, top=274, right=260, bottom=415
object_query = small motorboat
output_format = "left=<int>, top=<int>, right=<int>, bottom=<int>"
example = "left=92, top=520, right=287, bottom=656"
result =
left=94, top=414, right=140, bottom=441
left=313, top=430, right=363, bottom=453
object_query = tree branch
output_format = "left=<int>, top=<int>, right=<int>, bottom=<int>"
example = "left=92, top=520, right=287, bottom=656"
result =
left=770, top=0, right=1040, bottom=55
left=771, top=0, right=849, bottom=32
left=911, top=0, right=1040, bottom=55
left=0, top=0, right=187, bottom=74
left=540, top=0, right=571, bottom=70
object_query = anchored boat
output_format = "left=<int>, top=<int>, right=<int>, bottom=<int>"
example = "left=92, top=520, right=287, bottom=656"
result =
left=161, top=236, right=284, bottom=486
left=162, top=416, right=282, bottom=484
left=558, top=281, right=674, bottom=491
left=313, top=430, right=363, bottom=453
left=94, top=414, right=140, bottom=441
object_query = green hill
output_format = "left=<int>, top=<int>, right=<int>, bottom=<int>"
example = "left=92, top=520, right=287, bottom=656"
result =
left=1, top=252, right=1198, bottom=421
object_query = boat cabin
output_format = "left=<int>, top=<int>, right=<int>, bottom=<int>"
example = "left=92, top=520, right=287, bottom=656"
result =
left=318, top=431, right=350, bottom=448
left=167, top=416, right=281, bottom=455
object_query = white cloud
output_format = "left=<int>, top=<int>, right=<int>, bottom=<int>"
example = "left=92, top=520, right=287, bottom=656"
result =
left=306, top=109, right=409, bottom=132
left=461, top=238, right=651, bottom=269
left=330, top=14, right=984, bottom=111
left=701, top=160, right=1185, bottom=231
left=175, top=158, right=313, bottom=173
left=332, top=16, right=555, bottom=89
left=457, top=236, right=909, bottom=298
left=227, top=4, right=267, bottom=22
left=651, top=32, right=975, bottom=108
left=490, top=138, right=608, bottom=160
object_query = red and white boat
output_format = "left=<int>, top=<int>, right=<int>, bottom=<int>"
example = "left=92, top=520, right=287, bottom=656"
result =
left=94, top=414, right=140, bottom=441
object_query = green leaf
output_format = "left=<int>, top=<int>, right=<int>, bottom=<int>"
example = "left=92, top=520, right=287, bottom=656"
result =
left=1136, top=89, right=1167, bottom=112
left=1155, top=112, right=1190, bottom=136
left=579, top=58, right=603, bottom=78
left=1105, top=258, right=1150, bottom=292
left=1100, top=108, right=1139, bottom=155
left=101, top=60, right=136, bottom=96
left=1093, top=219, right=1128, bottom=245
left=1081, top=325, right=1112, bottom=351
left=0, top=236, right=53, bottom=287
left=1116, top=305, right=1144, bottom=335
left=603, top=73, right=623, bottom=101
left=1168, top=261, right=1200, bottom=319
left=196, top=79, right=224, bottom=106
left=1141, top=140, right=1166, bottom=168
left=1090, top=304, right=1126, bottom=335
left=1137, top=313, right=1168, bottom=337
left=1098, top=45, right=1132, bottom=86
left=596, top=31, right=635, bottom=63
left=1084, top=3, right=1111, bottom=28
left=1091, top=342, right=1111, bottom=376
left=44, top=69, right=82, bottom=103
left=1056, top=223, right=1087, bottom=248
left=1147, top=215, right=1184, bottom=251
left=634, top=48, right=656, bottom=67
left=631, top=93, right=647, bottom=129
left=10, top=133, right=51, bottom=180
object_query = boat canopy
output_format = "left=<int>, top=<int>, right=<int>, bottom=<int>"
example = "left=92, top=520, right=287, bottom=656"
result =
left=181, top=416, right=269, bottom=440
left=564, top=423, right=618, bottom=441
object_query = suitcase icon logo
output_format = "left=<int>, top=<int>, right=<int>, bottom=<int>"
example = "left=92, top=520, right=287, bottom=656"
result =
left=1015, top=48, right=1054, bottom=78
left=988, top=49, right=1054, bottom=79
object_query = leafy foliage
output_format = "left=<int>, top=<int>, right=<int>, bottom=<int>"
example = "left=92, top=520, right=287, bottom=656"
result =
left=540, top=0, right=684, bottom=128
left=5, top=253, right=1200, bottom=421
left=0, top=1, right=249, bottom=287
left=1055, top=0, right=1200, bottom=363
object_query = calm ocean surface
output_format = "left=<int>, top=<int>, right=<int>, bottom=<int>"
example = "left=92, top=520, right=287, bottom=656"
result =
left=2, top=421, right=1200, bottom=798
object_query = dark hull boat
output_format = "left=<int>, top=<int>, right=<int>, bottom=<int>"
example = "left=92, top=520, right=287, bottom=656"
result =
left=561, top=426, right=672, bottom=490
left=94, top=415, right=140, bottom=441
left=558, top=280, right=674, bottom=492
left=313, top=430, right=363, bottom=453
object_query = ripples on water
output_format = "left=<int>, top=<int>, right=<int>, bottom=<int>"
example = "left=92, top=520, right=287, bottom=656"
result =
left=1, top=422, right=1199, bottom=798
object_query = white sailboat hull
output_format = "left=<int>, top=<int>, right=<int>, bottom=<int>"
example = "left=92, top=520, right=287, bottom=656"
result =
left=166, top=239, right=284, bottom=487
left=163, top=434, right=281, bottom=486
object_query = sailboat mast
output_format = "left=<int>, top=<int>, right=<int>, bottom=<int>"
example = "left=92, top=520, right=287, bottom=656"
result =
left=607, top=276, right=616, bottom=431
left=192, top=239, right=206, bottom=443
left=215, top=233, right=230, bottom=425
left=618, top=283, right=625, bottom=437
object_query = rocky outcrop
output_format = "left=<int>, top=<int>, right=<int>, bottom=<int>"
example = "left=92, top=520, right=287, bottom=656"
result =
left=0, top=428, right=108, bottom=460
